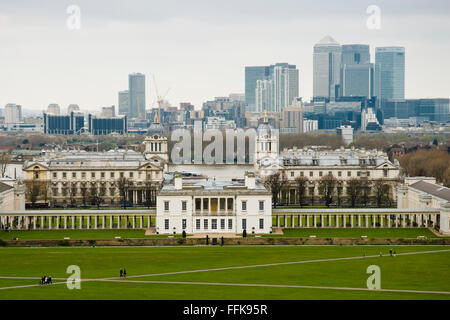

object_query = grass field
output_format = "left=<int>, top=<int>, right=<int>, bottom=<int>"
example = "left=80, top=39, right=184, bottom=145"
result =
left=267, top=228, right=440, bottom=238
left=0, top=230, right=182, bottom=240
left=0, top=246, right=449, bottom=299
left=0, top=228, right=443, bottom=241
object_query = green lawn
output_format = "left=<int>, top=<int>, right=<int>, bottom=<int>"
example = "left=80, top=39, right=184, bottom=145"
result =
left=265, top=228, right=440, bottom=239
left=0, top=230, right=182, bottom=240
left=0, top=246, right=448, bottom=299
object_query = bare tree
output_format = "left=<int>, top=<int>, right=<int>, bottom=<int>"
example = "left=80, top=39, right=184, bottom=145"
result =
left=264, top=172, right=286, bottom=206
left=144, top=180, right=154, bottom=208
left=116, top=176, right=131, bottom=209
left=0, top=151, right=11, bottom=178
left=80, top=183, right=89, bottom=206
left=294, top=176, right=308, bottom=207
left=318, top=173, right=337, bottom=207
left=89, top=182, right=103, bottom=209
left=373, top=179, right=391, bottom=207
left=69, top=182, right=77, bottom=206
left=346, top=178, right=361, bottom=208
left=26, top=181, right=41, bottom=206
left=360, top=178, right=371, bottom=207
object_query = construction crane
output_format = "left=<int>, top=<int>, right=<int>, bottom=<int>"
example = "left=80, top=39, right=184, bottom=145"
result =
left=152, top=75, right=170, bottom=124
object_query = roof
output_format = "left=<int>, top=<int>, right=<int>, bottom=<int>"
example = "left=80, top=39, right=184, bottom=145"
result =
left=0, top=182, right=13, bottom=193
left=409, top=181, right=450, bottom=202
left=316, top=35, right=339, bottom=46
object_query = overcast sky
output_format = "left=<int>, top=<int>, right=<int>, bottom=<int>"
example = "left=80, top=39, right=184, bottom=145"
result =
left=0, top=0, right=449, bottom=112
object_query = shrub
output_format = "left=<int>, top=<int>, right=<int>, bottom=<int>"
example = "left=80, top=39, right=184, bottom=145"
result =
left=242, top=229, right=247, bottom=238
left=182, top=230, right=186, bottom=239
left=58, top=240, right=70, bottom=247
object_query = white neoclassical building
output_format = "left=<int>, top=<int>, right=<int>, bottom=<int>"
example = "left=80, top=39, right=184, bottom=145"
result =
left=397, top=177, right=450, bottom=235
left=156, top=172, right=272, bottom=235
left=23, top=134, right=168, bottom=206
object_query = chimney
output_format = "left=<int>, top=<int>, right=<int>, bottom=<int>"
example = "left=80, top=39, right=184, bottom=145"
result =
left=174, top=172, right=182, bottom=190
left=245, top=171, right=256, bottom=189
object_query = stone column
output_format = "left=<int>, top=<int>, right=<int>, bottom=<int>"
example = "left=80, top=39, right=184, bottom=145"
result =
left=299, top=215, right=302, bottom=227
left=351, top=215, right=354, bottom=228
left=140, top=216, right=143, bottom=229
left=388, top=215, right=391, bottom=228
left=306, top=215, right=310, bottom=228
left=94, top=216, right=98, bottom=229
left=49, top=216, right=52, bottom=230
left=276, top=215, right=280, bottom=227
left=439, top=203, right=450, bottom=235
left=147, top=216, right=151, bottom=228
left=365, top=215, right=368, bottom=228
left=132, top=215, right=136, bottom=229
left=72, top=216, right=75, bottom=229
left=33, top=216, right=36, bottom=230
left=64, top=216, right=67, bottom=229
left=313, top=215, right=316, bottom=227
left=321, top=215, right=324, bottom=228
left=358, top=215, right=361, bottom=228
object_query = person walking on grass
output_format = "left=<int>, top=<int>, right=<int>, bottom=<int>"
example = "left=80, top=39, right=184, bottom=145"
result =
left=123, top=268, right=126, bottom=278
left=120, top=269, right=123, bottom=278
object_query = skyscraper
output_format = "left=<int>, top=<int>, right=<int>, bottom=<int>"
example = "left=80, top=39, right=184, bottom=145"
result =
left=118, top=90, right=129, bottom=115
left=248, top=63, right=299, bottom=112
left=245, top=66, right=270, bottom=110
left=4, top=104, right=22, bottom=124
left=313, top=35, right=341, bottom=99
left=128, top=73, right=146, bottom=119
left=374, top=47, right=405, bottom=101
left=341, top=44, right=373, bottom=98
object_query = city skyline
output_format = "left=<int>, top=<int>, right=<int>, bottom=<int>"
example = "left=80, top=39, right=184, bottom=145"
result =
left=0, top=0, right=449, bottom=110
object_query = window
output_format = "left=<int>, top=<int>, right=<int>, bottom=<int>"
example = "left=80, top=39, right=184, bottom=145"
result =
left=228, top=219, right=233, bottom=229
left=212, top=219, right=217, bottom=230
left=182, top=219, right=187, bottom=230
left=357, top=171, right=361, bottom=177
left=259, top=201, right=264, bottom=211
left=367, top=171, right=370, bottom=177
left=300, top=171, right=304, bottom=177
left=220, top=219, right=225, bottom=230
left=63, top=172, right=67, bottom=179
left=91, top=172, right=95, bottom=178
left=72, top=172, right=76, bottom=178
left=196, top=219, right=201, bottom=230
left=164, top=201, right=169, bottom=211
left=52, top=188, right=58, bottom=197
left=110, top=188, right=115, bottom=196
left=290, top=171, right=294, bottom=177
left=164, top=219, right=169, bottom=230
left=203, top=198, right=209, bottom=210
left=259, top=218, right=264, bottom=229
left=129, top=172, right=134, bottom=178
left=110, top=172, right=115, bottom=178
left=82, top=172, right=86, bottom=178
left=319, top=171, right=323, bottom=177
left=338, top=171, right=342, bottom=177
left=328, top=171, right=332, bottom=176
left=204, top=219, right=208, bottom=229
left=242, top=201, right=247, bottom=211
left=383, top=169, right=388, bottom=177
left=120, top=172, right=124, bottom=178
left=242, top=219, right=247, bottom=230
left=53, top=172, right=57, bottom=178
left=195, top=198, right=201, bottom=211
left=309, top=171, right=313, bottom=177
left=101, top=172, right=105, bottom=178
left=347, top=171, right=351, bottom=177
left=182, top=201, right=187, bottom=211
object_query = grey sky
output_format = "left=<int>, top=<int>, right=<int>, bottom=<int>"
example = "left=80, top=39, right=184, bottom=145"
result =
left=0, top=0, right=449, bottom=111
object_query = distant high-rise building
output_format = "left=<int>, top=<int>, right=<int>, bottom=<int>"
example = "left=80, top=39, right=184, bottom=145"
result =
left=47, top=104, right=61, bottom=115
left=313, top=35, right=341, bottom=99
left=342, top=64, right=374, bottom=98
left=118, top=90, right=129, bottom=115
left=249, top=63, right=299, bottom=112
left=255, top=80, right=272, bottom=113
left=375, top=47, right=405, bottom=101
left=128, top=73, right=146, bottom=119
left=67, top=104, right=80, bottom=114
left=245, top=66, right=270, bottom=110
left=340, top=44, right=373, bottom=98
left=88, top=114, right=127, bottom=135
left=101, top=105, right=115, bottom=118
left=4, top=104, right=22, bottom=124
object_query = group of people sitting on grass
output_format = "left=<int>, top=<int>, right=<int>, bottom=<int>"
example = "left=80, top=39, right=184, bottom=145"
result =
left=119, top=268, right=127, bottom=278
left=40, top=276, right=52, bottom=285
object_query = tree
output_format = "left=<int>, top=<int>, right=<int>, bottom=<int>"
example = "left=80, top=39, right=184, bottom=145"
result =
left=443, top=167, right=450, bottom=188
left=318, top=173, right=337, bottom=207
left=264, top=172, right=286, bottom=206
left=26, top=181, right=41, bottom=205
left=360, top=179, right=371, bottom=207
left=80, top=183, right=89, bottom=206
left=144, top=180, right=154, bottom=208
left=69, top=182, right=77, bottom=206
left=89, top=183, right=102, bottom=208
left=116, top=176, right=131, bottom=209
left=336, top=182, right=343, bottom=206
left=294, top=176, right=308, bottom=207
left=0, top=151, right=11, bottom=178
left=346, top=178, right=361, bottom=208
left=373, top=179, right=390, bottom=207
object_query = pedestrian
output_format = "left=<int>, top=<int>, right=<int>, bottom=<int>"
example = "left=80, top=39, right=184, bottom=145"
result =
left=123, top=268, right=126, bottom=278
left=379, top=252, right=382, bottom=257
left=120, top=269, right=123, bottom=277
left=390, top=249, right=392, bottom=256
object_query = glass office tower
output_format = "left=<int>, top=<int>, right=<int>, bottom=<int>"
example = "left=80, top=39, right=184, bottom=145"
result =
left=375, top=47, right=405, bottom=101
